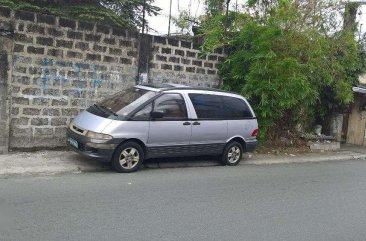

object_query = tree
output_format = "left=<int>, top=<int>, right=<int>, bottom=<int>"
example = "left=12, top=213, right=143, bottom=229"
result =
left=205, top=0, right=225, bottom=16
left=202, top=0, right=366, bottom=139
left=172, top=9, right=197, bottom=35
left=0, top=0, right=161, bottom=30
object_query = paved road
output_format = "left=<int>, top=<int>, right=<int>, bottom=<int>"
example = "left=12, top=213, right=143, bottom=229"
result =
left=1, top=160, right=366, bottom=241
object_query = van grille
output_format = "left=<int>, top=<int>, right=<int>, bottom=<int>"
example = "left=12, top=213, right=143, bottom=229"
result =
left=70, top=124, right=86, bottom=136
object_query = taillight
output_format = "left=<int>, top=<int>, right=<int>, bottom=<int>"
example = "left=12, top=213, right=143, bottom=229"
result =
left=251, top=128, right=259, bottom=137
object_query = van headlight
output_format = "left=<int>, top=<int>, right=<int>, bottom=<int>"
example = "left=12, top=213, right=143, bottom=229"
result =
left=85, top=131, right=113, bottom=140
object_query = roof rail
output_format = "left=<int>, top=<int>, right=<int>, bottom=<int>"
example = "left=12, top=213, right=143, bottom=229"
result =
left=138, top=83, right=189, bottom=89
left=136, top=83, right=239, bottom=95
left=162, top=86, right=238, bottom=95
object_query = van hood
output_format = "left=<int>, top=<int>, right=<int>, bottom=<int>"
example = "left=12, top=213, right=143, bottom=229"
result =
left=71, top=110, right=112, bottom=133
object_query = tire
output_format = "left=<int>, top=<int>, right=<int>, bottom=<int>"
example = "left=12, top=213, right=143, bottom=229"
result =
left=221, top=141, right=243, bottom=166
left=112, top=141, right=144, bottom=173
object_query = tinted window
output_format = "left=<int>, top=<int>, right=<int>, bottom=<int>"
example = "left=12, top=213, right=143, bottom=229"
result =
left=222, top=96, right=253, bottom=119
left=131, top=103, right=152, bottom=121
left=153, top=94, right=187, bottom=119
left=189, top=94, right=224, bottom=119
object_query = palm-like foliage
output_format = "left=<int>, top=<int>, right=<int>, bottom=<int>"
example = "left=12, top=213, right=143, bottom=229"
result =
left=0, top=0, right=161, bottom=30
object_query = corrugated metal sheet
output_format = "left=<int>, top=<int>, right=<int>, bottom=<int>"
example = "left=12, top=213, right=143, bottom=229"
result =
left=353, top=86, right=366, bottom=94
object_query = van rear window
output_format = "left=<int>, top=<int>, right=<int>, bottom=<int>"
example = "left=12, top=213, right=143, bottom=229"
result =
left=188, top=94, right=253, bottom=119
left=221, top=96, right=253, bottom=119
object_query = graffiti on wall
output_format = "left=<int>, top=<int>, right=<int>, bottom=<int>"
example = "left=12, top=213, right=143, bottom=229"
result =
left=40, top=58, right=106, bottom=96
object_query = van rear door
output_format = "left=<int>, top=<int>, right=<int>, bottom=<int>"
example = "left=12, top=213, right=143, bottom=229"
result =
left=187, top=93, right=228, bottom=154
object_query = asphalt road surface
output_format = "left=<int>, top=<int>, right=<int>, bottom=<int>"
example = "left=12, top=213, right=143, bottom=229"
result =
left=1, top=160, right=366, bottom=241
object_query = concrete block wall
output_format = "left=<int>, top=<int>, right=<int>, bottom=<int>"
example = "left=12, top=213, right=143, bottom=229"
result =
left=149, top=36, right=224, bottom=87
left=0, top=6, right=224, bottom=150
left=359, top=74, right=366, bottom=85
left=1, top=7, right=139, bottom=149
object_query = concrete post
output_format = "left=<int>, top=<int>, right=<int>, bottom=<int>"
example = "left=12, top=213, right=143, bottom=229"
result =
left=136, top=33, right=152, bottom=84
left=330, top=114, right=344, bottom=142
left=0, top=28, right=14, bottom=154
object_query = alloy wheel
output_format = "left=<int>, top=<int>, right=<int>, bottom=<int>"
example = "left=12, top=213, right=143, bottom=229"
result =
left=119, top=147, right=140, bottom=169
left=228, top=146, right=241, bottom=163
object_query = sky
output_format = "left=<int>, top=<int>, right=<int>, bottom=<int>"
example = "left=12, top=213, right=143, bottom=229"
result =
left=146, top=0, right=204, bottom=35
left=147, top=0, right=366, bottom=37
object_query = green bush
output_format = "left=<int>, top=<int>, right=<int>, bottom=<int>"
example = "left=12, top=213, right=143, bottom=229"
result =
left=202, top=0, right=365, bottom=139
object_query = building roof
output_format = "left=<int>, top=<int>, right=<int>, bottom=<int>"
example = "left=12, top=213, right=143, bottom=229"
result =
left=353, top=86, right=366, bottom=94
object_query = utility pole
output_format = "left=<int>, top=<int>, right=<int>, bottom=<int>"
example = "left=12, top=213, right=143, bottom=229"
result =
left=136, top=0, right=147, bottom=84
left=225, top=0, right=231, bottom=34
left=141, top=0, right=146, bottom=34
left=168, top=0, right=173, bottom=36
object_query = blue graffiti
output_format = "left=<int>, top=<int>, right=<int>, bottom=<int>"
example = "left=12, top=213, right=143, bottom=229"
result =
left=41, top=58, right=50, bottom=94
left=75, top=63, right=82, bottom=81
left=40, top=58, right=105, bottom=96
left=68, top=89, right=86, bottom=97
left=92, top=64, right=103, bottom=92
left=53, top=75, right=66, bottom=81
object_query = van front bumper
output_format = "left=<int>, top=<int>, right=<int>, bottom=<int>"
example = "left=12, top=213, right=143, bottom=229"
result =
left=66, top=129, right=121, bottom=162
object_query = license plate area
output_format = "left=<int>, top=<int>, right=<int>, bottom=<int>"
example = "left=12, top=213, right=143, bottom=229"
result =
left=68, top=137, right=79, bottom=149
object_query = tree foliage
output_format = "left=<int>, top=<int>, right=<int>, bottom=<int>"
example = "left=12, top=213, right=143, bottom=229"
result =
left=0, top=0, right=161, bottom=30
left=202, top=0, right=366, bottom=139
left=204, top=0, right=225, bottom=16
left=172, top=10, right=194, bottom=35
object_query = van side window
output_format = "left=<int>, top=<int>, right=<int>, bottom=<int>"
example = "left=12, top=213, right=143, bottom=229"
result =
left=222, top=96, right=253, bottom=119
left=131, top=103, right=152, bottom=121
left=153, top=94, right=187, bottom=119
left=188, top=94, right=224, bottom=119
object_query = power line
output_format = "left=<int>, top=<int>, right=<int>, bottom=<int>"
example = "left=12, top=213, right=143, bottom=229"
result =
left=194, top=0, right=201, bottom=20
left=188, top=0, right=192, bottom=16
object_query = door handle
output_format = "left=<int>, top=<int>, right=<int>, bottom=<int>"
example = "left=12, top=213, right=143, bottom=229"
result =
left=183, top=122, right=191, bottom=126
left=192, top=121, right=200, bottom=126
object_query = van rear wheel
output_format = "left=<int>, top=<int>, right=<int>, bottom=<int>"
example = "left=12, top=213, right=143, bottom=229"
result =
left=221, top=141, right=243, bottom=166
left=112, top=141, right=144, bottom=173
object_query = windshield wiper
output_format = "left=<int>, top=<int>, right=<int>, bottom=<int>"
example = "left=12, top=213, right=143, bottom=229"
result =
left=93, top=104, right=118, bottom=116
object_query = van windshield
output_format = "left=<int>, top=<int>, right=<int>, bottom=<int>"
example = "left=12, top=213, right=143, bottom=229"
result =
left=89, top=88, right=158, bottom=118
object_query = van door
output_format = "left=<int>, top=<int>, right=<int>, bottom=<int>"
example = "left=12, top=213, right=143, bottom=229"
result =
left=187, top=93, right=228, bottom=155
left=147, top=93, right=192, bottom=158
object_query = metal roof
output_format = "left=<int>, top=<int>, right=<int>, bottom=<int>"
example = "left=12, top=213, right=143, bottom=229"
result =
left=353, top=86, right=366, bottom=94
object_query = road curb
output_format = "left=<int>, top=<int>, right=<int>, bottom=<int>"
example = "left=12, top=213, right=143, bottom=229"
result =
left=1, top=151, right=366, bottom=176
left=244, top=154, right=366, bottom=165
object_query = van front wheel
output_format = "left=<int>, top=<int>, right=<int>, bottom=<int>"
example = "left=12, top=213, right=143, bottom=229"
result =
left=112, top=141, right=144, bottom=173
left=221, top=141, right=243, bottom=166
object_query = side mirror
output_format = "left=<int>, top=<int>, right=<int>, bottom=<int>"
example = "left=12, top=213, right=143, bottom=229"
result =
left=151, top=111, right=164, bottom=119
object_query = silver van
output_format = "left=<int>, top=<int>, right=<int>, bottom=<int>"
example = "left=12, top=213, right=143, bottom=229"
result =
left=67, top=84, right=258, bottom=172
